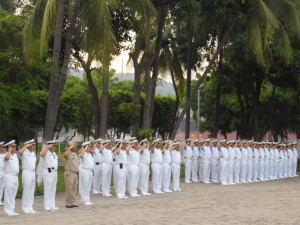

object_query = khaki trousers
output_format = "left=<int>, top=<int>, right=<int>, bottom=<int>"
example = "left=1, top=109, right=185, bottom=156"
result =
left=64, top=171, right=78, bottom=206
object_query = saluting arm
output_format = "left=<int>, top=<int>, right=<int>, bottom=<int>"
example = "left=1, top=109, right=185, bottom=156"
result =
left=41, top=145, right=52, bottom=157
left=19, top=144, right=31, bottom=156
left=63, top=144, right=75, bottom=158
left=79, top=146, right=88, bottom=158
left=4, top=147, right=12, bottom=160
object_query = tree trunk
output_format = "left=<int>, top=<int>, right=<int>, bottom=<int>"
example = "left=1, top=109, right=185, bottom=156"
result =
left=170, top=17, right=237, bottom=140
left=253, top=74, right=263, bottom=141
left=185, top=21, right=193, bottom=139
left=44, top=0, right=65, bottom=141
left=169, top=70, right=180, bottom=136
left=99, top=67, right=109, bottom=138
left=130, top=35, right=143, bottom=137
left=149, top=6, right=167, bottom=123
left=142, top=64, right=153, bottom=130
left=85, top=69, right=101, bottom=138
left=44, top=0, right=81, bottom=141
left=212, top=50, right=223, bottom=138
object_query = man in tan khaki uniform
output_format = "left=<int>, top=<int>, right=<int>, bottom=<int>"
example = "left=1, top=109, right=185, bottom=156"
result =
left=63, top=141, right=79, bottom=208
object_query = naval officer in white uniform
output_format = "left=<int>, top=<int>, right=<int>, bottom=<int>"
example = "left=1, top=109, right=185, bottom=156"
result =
left=19, top=139, right=37, bottom=214
left=41, top=140, right=59, bottom=211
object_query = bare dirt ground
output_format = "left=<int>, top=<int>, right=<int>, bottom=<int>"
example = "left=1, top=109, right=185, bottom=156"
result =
left=1, top=176, right=300, bottom=225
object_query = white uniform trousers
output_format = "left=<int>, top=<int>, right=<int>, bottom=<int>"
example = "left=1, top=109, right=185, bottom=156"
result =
left=79, top=168, right=93, bottom=203
left=199, top=159, right=204, bottom=182
left=43, top=169, right=57, bottom=209
left=210, top=159, right=219, bottom=182
left=127, top=164, right=140, bottom=196
left=151, top=163, right=163, bottom=193
left=101, top=163, right=112, bottom=195
left=284, top=160, right=288, bottom=177
left=139, top=163, right=150, bottom=194
left=269, top=160, right=274, bottom=178
left=288, top=159, right=293, bottom=177
left=219, top=160, right=228, bottom=185
left=203, top=160, right=211, bottom=183
left=184, top=159, right=192, bottom=183
left=293, top=158, right=298, bottom=176
left=92, top=163, right=102, bottom=193
left=114, top=164, right=127, bottom=198
left=4, top=173, right=18, bottom=215
left=171, top=163, right=181, bottom=191
left=0, top=170, right=4, bottom=203
left=234, top=160, right=241, bottom=183
left=275, top=160, right=280, bottom=178
left=227, top=160, right=234, bottom=184
left=246, top=160, right=253, bottom=182
left=191, top=159, right=199, bottom=182
left=162, top=163, right=172, bottom=191
left=264, top=160, right=270, bottom=179
left=240, top=160, right=248, bottom=182
left=278, top=160, right=283, bottom=178
left=22, top=170, right=36, bottom=212
left=252, top=160, right=259, bottom=181
left=258, top=160, right=265, bottom=180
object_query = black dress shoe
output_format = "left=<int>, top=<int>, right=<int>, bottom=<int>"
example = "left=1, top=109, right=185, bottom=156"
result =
left=71, top=205, right=79, bottom=207
left=66, top=205, right=74, bottom=208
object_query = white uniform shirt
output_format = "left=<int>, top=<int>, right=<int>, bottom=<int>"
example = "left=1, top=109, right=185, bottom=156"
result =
left=293, top=148, right=298, bottom=160
left=128, top=149, right=140, bottom=165
left=235, top=148, right=242, bottom=160
left=22, top=149, right=36, bottom=170
left=43, top=151, right=58, bottom=170
left=203, top=146, right=211, bottom=160
left=288, top=149, right=294, bottom=159
left=102, top=148, right=113, bottom=164
left=140, top=148, right=150, bottom=165
left=264, top=148, right=270, bottom=160
left=199, top=147, right=204, bottom=159
left=253, top=148, right=259, bottom=159
left=115, top=150, right=127, bottom=164
left=259, top=148, right=265, bottom=159
left=274, top=148, right=279, bottom=159
left=269, top=148, right=274, bottom=160
left=241, top=148, right=248, bottom=160
left=4, top=153, right=19, bottom=173
left=151, top=148, right=162, bottom=164
left=228, top=147, right=236, bottom=160
left=192, top=146, right=200, bottom=159
left=0, top=153, right=4, bottom=171
left=81, top=152, right=94, bottom=170
left=247, top=147, right=253, bottom=160
left=171, top=150, right=181, bottom=164
left=185, top=146, right=193, bottom=159
left=162, top=149, right=171, bottom=164
left=279, top=150, right=284, bottom=160
left=93, top=147, right=103, bottom=164
left=220, top=147, right=229, bottom=159
left=211, top=147, right=219, bottom=160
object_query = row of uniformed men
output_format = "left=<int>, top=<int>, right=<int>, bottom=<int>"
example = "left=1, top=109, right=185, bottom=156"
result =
left=183, top=139, right=298, bottom=185
left=0, top=138, right=182, bottom=216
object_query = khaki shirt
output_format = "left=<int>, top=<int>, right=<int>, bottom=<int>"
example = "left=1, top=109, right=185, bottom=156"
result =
left=65, top=152, right=79, bottom=173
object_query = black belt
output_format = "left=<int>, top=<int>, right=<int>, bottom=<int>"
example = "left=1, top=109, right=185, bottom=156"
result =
left=95, top=162, right=100, bottom=165
left=47, top=167, right=56, bottom=173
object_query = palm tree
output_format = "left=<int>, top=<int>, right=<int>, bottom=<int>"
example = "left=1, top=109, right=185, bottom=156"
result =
left=170, top=0, right=300, bottom=140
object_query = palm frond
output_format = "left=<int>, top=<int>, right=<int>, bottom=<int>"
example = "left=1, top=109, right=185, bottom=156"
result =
left=23, top=0, right=47, bottom=65
left=40, top=0, right=59, bottom=57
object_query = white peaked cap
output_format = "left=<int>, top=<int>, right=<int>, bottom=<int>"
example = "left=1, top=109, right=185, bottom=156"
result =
left=46, top=140, right=57, bottom=145
left=129, top=137, right=136, bottom=141
left=81, top=141, right=91, bottom=147
left=94, top=138, right=102, bottom=143
left=24, top=139, right=35, bottom=145
left=5, top=140, right=16, bottom=146
left=103, top=139, right=111, bottom=144
left=139, top=139, right=148, bottom=145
